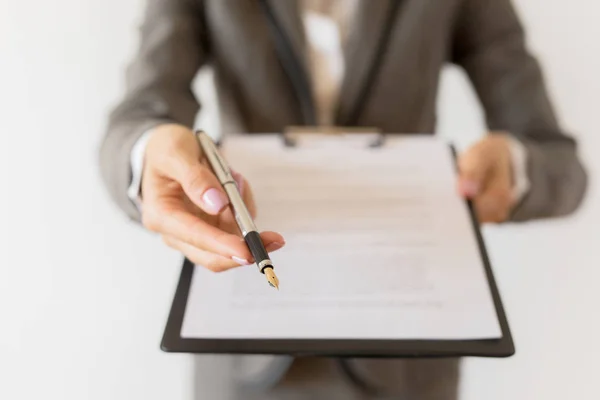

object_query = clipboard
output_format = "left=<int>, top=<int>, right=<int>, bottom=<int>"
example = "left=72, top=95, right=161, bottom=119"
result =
left=160, top=131, right=515, bottom=358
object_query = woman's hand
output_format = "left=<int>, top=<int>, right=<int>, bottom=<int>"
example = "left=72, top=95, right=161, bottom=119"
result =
left=140, top=124, right=285, bottom=271
left=458, top=134, right=518, bottom=223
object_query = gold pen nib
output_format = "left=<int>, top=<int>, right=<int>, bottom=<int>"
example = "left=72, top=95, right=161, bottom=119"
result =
left=264, top=267, right=279, bottom=290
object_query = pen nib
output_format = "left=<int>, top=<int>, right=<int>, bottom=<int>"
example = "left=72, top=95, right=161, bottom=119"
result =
left=264, top=267, right=279, bottom=290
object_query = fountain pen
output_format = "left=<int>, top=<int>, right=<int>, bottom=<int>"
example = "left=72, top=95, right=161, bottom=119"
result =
left=195, top=131, right=279, bottom=289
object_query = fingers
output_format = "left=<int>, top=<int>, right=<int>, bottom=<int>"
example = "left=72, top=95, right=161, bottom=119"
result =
left=458, top=140, right=495, bottom=198
left=150, top=129, right=229, bottom=216
left=143, top=198, right=286, bottom=265
left=473, top=189, right=513, bottom=223
left=259, top=231, right=286, bottom=253
left=163, top=232, right=285, bottom=273
left=163, top=235, right=250, bottom=272
left=162, top=231, right=285, bottom=273
left=458, top=135, right=514, bottom=223
left=172, top=161, right=230, bottom=215
left=215, top=209, right=286, bottom=253
left=143, top=200, right=253, bottom=262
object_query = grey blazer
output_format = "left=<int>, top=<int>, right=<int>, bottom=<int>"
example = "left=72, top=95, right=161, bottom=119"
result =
left=99, top=1, right=588, bottom=397
left=100, top=0, right=587, bottom=223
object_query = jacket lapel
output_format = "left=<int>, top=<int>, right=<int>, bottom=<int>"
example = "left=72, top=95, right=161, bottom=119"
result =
left=264, top=0, right=308, bottom=69
left=260, top=0, right=317, bottom=125
left=260, top=0, right=400, bottom=127
left=335, top=0, right=399, bottom=126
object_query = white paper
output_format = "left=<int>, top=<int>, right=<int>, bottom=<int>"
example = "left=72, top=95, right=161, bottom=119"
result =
left=181, top=134, right=502, bottom=340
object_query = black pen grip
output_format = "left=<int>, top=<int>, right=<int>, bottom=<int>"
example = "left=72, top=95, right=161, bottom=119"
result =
left=244, top=231, right=271, bottom=272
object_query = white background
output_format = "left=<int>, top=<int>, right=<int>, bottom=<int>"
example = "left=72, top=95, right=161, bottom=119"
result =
left=0, top=0, right=598, bottom=399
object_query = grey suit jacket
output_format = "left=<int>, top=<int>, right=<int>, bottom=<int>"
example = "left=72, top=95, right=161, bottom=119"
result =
left=100, top=0, right=587, bottom=223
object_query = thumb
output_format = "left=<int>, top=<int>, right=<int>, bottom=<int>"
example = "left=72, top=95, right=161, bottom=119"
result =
left=165, top=147, right=230, bottom=215
left=458, top=142, right=494, bottom=198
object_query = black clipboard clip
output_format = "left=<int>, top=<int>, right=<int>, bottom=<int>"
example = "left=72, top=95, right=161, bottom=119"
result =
left=281, top=126, right=386, bottom=148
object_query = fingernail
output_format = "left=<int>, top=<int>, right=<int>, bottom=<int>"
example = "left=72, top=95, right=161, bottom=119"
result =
left=460, top=180, right=480, bottom=197
left=231, top=169, right=244, bottom=195
left=266, top=241, right=285, bottom=252
left=202, top=188, right=229, bottom=213
left=231, top=256, right=251, bottom=266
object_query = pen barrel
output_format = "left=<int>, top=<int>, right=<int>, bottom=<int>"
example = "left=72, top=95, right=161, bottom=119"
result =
left=223, top=182, right=256, bottom=235
left=244, top=231, right=272, bottom=273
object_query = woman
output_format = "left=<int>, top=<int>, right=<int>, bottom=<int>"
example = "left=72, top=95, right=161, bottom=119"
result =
left=99, top=0, right=586, bottom=398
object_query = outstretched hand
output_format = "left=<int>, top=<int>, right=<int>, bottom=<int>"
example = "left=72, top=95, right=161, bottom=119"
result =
left=140, top=124, right=285, bottom=272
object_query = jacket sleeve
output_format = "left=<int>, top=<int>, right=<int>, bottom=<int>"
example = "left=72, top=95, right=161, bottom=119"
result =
left=99, top=0, right=208, bottom=221
left=451, top=0, right=588, bottom=222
